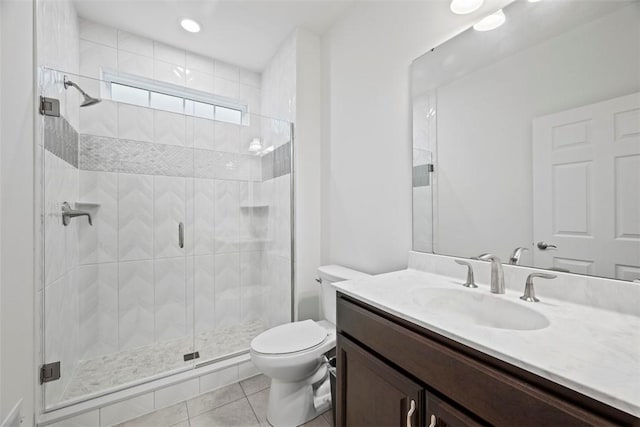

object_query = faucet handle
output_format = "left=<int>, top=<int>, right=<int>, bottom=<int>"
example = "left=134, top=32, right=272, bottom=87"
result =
left=478, top=253, right=500, bottom=263
left=520, top=273, right=556, bottom=302
left=454, top=260, right=478, bottom=288
left=509, top=247, right=529, bottom=265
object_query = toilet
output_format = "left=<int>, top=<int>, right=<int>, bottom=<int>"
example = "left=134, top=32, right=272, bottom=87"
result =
left=250, top=265, right=370, bottom=426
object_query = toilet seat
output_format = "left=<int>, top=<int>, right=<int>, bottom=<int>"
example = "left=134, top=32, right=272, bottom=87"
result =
left=251, top=320, right=328, bottom=355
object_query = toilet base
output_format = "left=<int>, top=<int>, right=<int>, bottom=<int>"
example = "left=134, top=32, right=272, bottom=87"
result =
left=266, top=366, right=332, bottom=426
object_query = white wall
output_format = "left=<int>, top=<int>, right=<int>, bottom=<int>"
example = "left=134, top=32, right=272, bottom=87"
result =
left=260, top=29, right=323, bottom=321
left=261, top=32, right=296, bottom=123
left=260, top=31, right=296, bottom=324
left=0, top=0, right=3, bottom=418
left=294, top=29, right=322, bottom=320
left=435, top=4, right=640, bottom=263
left=0, top=0, right=35, bottom=425
left=320, top=0, right=511, bottom=275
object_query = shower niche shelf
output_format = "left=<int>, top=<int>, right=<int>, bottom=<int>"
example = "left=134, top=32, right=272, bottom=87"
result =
left=75, top=201, right=101, bottom=208
left=240, top=203, right=269, bottom=209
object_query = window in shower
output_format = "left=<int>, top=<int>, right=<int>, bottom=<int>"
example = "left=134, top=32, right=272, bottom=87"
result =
left=104, top=70, right=247, bottom=125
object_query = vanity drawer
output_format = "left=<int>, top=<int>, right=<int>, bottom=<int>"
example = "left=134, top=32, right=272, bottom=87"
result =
left=337, top=294, right=629, bottom=426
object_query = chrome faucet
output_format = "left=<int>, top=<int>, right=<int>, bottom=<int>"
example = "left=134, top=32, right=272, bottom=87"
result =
left=509, top=247, right=529, bottom=265
left=478, top=254, right=505, bottom=294
left=520, top=273, right=556, bottom=302
left=61, top=202, right=93, bottom=226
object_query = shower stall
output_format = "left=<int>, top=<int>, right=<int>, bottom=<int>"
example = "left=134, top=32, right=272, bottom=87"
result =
left=38, top=64, right=294, bottom=410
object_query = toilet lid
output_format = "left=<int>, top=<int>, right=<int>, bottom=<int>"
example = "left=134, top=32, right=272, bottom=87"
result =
left=251, top=320, right=328, bottom=354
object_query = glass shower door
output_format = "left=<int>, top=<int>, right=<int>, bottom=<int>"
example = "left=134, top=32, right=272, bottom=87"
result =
left=40, top=68, right=294, bottom=409
left=192, top=112, right=293, bottom=365
left=41, top=69, right=196, bottom=409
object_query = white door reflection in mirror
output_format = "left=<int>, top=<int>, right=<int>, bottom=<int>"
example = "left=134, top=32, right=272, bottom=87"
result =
left=533, top=92, right=640, bottom=280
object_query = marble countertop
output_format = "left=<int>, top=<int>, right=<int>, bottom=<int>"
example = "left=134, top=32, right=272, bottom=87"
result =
left=333, top=268, right=640, bottom=417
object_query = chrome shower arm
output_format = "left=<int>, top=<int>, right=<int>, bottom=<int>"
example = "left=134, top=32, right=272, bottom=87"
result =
left=63, top=77, right=88, bottom=96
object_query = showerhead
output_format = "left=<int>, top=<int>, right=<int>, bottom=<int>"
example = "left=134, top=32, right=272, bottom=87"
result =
left=80, top=94, right=101, bottom=107
left=63, top=76, right=101, bottom=107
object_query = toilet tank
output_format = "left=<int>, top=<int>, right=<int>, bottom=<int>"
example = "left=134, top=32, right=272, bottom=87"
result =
left=317, top=265, right=370, bottom=324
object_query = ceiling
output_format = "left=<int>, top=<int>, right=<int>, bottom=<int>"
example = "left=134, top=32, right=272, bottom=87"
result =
left=73, top=0, right=354, bottom=71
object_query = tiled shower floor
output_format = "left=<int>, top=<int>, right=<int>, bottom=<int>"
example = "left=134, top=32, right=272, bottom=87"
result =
left=62, top=321, right=266, bottom=401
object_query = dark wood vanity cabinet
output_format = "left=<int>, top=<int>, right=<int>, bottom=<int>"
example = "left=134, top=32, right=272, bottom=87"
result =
left=335, top=294, right=639, bottom=427
left=338, top=335, right=425, bottom=426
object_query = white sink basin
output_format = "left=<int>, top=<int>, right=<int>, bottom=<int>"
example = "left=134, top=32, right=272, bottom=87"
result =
left=411, top=288, right=549, bottom=331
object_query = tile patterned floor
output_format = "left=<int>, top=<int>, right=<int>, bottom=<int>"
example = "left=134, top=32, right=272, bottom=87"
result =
left=115, top=374, right=333, bottom=427
left=63, top=321, right=266, bottom=401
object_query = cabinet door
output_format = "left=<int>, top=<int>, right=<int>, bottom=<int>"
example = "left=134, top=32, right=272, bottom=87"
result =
left=426, top=394, right=486, bottom=427
left=337, top=334, right=424, bottom=427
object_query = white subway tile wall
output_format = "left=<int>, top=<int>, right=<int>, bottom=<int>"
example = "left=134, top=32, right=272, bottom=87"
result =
left=78, top=18, right=262, bottom=115
left=80, top=40, right=117, bottom=79
left=118, top=259, right=155, bottom=350
left=117, top=31, right=154, bottom=57
left=118, top=50, right=154, bottom=79
left=43, top=143, right=83, bottom=406
left=258, top=34, right=295, bottom=329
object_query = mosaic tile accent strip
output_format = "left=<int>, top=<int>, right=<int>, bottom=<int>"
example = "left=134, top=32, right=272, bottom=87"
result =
left=80, top=135, right=192, bottom=176
left=261, top=142, right=291, bottom=181
left=413, top=164, right=432, bottom=187
left=79, top=134, right=260, bottom=180
left=261, top=151, right=274, bottom=181
left=44, top=115, right=79, bottom=168
left=79, top=135, right=122, bottom=172
left=119, top=140, right=193, bottom=177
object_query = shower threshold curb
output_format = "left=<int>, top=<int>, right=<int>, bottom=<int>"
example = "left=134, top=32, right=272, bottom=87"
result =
left=37, top=352, right=253, bottom=426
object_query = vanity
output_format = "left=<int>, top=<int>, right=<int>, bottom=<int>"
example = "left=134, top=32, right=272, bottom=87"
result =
left=333, top=1, right=640, bottom=424
left=360, top=1, right=640, bottom=424
left=333, top=261, right=640, bottom=426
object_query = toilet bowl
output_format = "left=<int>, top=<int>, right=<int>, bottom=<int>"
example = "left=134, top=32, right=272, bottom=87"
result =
left=250, top=265, right=370, bottom=426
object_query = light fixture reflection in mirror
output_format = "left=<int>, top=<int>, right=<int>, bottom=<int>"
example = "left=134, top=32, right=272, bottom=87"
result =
left=450, top=0, right=484, bottom=15
left=249, top=137, right=263, bottom=153
left=473, top=9, right=506, bottom=31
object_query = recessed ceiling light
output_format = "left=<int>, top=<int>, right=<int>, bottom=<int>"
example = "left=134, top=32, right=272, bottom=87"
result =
left=473, top=9, right=506, bottom=31
left=450, top=0, right=484, bottom=15
left=180, top=18, right=201, bottom=33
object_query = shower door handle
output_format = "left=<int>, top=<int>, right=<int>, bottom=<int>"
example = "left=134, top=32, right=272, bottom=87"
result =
left=178, top=222, right=184, bottom=249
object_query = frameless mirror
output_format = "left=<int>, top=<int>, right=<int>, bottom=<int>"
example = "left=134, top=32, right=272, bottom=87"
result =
left=411, top=0, right=640, bottom=281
